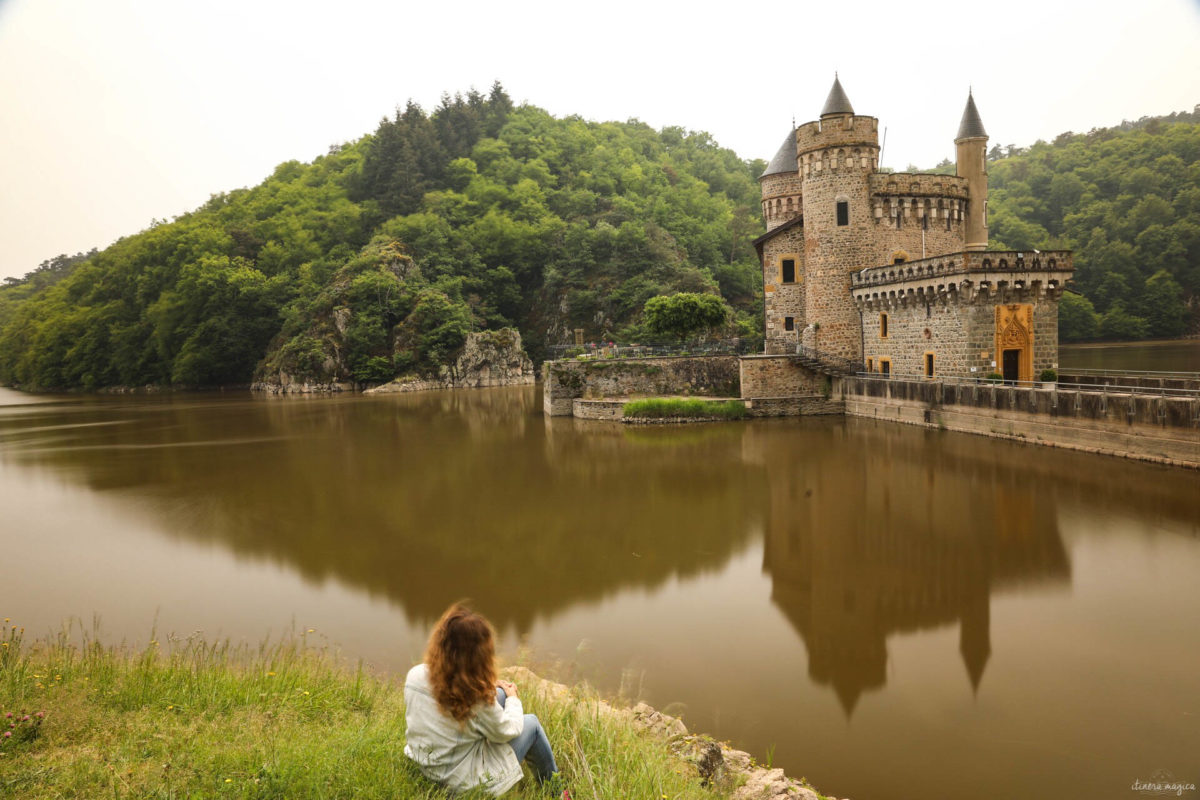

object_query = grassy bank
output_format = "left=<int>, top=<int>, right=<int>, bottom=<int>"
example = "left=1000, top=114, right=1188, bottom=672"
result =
left=622, top=398, right=748, bottom=420
left=0, top=623, right=727, bottom=799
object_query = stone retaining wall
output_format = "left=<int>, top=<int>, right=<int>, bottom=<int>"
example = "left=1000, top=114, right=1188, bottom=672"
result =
left=572, top=399, right=626, bottom=420
left=543, top=356, right=741, bottom=417
left=746, top=397, right=845, bottom=417
left=740, top=355, right=827, bottom=399
left=840, top=377, right=1200, bottom=468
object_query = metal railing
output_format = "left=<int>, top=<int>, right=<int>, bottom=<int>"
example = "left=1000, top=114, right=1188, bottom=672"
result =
left=845, top=371, right=1200, bottom=399
left=1058, top=367, right=1200, bottom=380
left=545, top=339, right=753, bottom=360
left=795, top=345, right=866, bottom=376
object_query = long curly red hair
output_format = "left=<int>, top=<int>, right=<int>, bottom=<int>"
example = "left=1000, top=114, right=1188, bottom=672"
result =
left=425, top=602, right=498, bottom=722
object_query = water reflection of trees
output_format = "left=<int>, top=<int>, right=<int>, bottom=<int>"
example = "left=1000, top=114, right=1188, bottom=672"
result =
left=0, top=387, right=763, bottom=632
left=745, top=419, right=1074, bottom=716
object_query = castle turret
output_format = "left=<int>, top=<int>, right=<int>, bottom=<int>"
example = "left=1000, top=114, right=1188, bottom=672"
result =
left=760, top=129, right=801, bottom=231
left=797, top=76, right=879, bottom=361
left=955, top=91, right=989, bottom=251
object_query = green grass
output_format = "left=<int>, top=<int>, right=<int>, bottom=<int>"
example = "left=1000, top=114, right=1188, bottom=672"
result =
left=622, top=398, right=747, bottom=421
left=0, top=622, right=726, bottom=799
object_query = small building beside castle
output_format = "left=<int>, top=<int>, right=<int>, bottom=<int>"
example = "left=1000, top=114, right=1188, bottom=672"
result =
left=755, top=78, right=1074, bottom=383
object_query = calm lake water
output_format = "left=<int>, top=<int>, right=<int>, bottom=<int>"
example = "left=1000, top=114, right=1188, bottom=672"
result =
left=1060, top=338, right=1200, bottom=372
left=2, top=384, right=1198, bottom=799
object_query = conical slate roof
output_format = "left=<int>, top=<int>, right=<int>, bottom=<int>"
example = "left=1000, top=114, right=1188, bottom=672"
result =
left=760, top=129, right=798, bottom=177
left=956, top=92, right=988, bottom=140
left=820, top=75, right=854, bottom=117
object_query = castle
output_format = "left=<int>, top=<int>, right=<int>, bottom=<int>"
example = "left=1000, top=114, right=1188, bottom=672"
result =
left=755, top=77, right=1074, bottom=383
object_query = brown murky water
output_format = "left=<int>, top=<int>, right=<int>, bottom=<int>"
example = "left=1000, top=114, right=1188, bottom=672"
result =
left=1, top=384, right=1198, bottom=799
left=1061, top=338, right=1200, bottom=372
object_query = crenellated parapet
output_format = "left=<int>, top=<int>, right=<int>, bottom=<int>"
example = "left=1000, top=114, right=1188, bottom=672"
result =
left=795, top=116, right=880, bottom=178
left=851, top=250, right=1074, bottom=311
left=795, top=115, right=879, bottom=153
left=870, top=173, right=969, bottom=199
left=869, top=173, right=971, bottom=229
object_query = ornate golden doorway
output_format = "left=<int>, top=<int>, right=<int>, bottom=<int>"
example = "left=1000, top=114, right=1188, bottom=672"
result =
left=994, top=304, right=1033, bottom=384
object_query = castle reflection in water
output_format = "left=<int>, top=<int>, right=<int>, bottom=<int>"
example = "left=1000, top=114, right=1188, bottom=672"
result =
left=743, top=421, right=1072, bottom=715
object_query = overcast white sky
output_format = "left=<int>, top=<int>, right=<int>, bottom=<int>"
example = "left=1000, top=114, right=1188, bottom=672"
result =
left=1, top=0, right=1198, bottom=281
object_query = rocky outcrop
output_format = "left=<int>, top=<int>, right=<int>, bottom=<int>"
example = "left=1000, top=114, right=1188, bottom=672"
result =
left=502, top=666, right=848, bottom=800
left=363, top=329, right=535, bottom=394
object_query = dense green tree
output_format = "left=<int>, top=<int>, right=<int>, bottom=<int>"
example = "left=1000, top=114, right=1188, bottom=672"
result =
left=1058, top=291, right=1100, bottom=342
left=1141, top=270, right=1188, bottom=338
left=987, top=114, right=1200, bottom=339
left=642, top=292, right=730, bottom=341
left=1099, top=301, right=1150, bottom=340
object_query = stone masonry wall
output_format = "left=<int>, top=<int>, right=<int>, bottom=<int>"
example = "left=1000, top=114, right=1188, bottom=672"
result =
left=740, top=355, right=827, bottom=398
left=863, top=296, right=1062, bottom=379
left=840, top=376, right=1200, bottom=469
left=761, top=171, right=803, bottom=231
left=965, top=299, right=1061, bottom=377
left=868, top=173, right=967, bottom=264
left=543, top=356, right=741, bottom=416
left=864, top=301, right=969, bottom=378
left=762, top=224, right=807, bottom=354
left=797, top=115, right=880, bottom=362
left=801, top=169, right=875, bottom=361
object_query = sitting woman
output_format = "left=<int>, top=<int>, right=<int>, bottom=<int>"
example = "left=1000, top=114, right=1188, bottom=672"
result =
left=404, top=603, right=569, bottom=798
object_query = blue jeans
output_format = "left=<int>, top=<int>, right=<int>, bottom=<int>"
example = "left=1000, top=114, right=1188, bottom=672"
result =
left=496, top=687, right=559, bottom=781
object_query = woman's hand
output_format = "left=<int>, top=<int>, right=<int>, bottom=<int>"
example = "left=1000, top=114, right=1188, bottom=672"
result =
left=497, top=680, right=518, bottom=698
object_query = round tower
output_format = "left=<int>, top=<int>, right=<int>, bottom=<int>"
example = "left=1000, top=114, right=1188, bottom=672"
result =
left=798, top=76, right=879, bottom=362
left=955, top=91, right=989, bottom=251
left=760, top=129, right=801, bottom=230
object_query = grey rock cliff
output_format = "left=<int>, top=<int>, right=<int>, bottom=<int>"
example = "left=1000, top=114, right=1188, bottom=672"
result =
left=363, top=329, right=534, bottom=394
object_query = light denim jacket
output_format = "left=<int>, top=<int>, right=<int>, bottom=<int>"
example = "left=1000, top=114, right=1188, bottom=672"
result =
left=403, top=663, right=525, bottom=796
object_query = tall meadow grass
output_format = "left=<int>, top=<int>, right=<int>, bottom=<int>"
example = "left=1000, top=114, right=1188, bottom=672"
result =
left=0, top=620, right=727, bottom=799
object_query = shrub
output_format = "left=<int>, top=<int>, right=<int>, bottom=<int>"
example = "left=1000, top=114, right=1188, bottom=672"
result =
left=1039, top=368, right=1058, bottom=382
left=623, top=398, right=747, bottom=420
left=985, top=372, right=1004, bottom=382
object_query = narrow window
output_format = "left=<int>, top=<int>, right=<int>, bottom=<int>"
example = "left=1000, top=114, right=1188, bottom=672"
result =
left=922, top=214, right=929, bottom=230
left=781, top=258, right=796, bottom=284
left=784, top=316, right=795, bottom=332
left=879, top=313, right=889, bottom=339
left=866, top=358, right=874, bottom=372
left=836, top=201, right=849, bottom=226
left=893, top=256, right=905, bottom=265
left=925, top=352, right=935, bottom=378
left=880, top=359, right=891, bottom=377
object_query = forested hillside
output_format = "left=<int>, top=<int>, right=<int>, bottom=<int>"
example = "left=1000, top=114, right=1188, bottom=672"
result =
left=2, top=91, right=1197, bottom=391
left=0, top=84, right=764, bottom=390
left=982, top=110, right=1200, bottom=341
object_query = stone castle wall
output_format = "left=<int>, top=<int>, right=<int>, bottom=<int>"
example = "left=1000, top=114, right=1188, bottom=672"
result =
left=794, top=114, right=881, bottom=363
left=762, top=223, right=807, bottom=354
left=543, top=356, right=741, bottom=416
left=862, top=297, right=1061, bottom=378
left=801, top=165, right=876, bottom=361
left=740, top=355, right=827, bottom=398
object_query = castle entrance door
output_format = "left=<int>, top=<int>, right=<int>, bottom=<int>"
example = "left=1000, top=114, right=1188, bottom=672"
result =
left=1002, top=349, right=1021, bottom=383
left=994, top=304, right=1034, bottom=384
